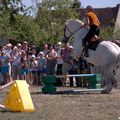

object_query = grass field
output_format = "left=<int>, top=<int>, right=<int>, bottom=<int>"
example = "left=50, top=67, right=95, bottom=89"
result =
left=0, top=86, right=120, bottom=120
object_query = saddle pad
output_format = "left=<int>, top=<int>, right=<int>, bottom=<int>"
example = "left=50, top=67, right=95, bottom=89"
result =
left=88, top=40, right=102, bottom=51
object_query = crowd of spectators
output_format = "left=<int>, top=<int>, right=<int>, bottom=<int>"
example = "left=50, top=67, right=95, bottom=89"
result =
left=0, top=41, right=89, bottom=87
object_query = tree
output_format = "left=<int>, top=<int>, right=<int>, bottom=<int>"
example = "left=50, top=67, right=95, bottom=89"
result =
left=0, top=0, right=26, bottom=23
left=34, top=0, right=80, bottom=44
left=72, top=0, right=81, bottom=9
left=0, top=0, right=41, bottom=46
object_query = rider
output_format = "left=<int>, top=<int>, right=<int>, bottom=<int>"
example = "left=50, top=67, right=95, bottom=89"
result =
left=82, top=5, right=100, bottom=57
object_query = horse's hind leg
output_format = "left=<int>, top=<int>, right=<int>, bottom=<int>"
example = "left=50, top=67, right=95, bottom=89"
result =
left=100, top=66, right=115, bottom=93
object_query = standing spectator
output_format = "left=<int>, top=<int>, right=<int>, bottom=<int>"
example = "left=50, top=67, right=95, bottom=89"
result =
left=0, top=51, right=3, bottom=84
left=46, top=44, right=57, bottom=75
left=31, top=46, right=38, bottom=57
left=38, top=51, right=46, bottom=85
left=68, top=47, right=80, bottom=87
left=61, top=42, right=73, bottom=86
left=4, top=43, right=12, bottom=82
left=11, top=46, right=21, bottom=80
left=30, top=55, right=39, bottom=85
left=0, top=51, right=11, bottom=84
left=4, top=43, right=12, bottom=56
left=20, top=52, right=30, bottom=84
left=43, top=43, right=49, bottom=56
left=16, top=43, right=23, bottom=79
left=21, top=41, right=28, bottom=53
left=55, top=42, right=63, bottom=86
left=17, top=43, right=22, bottom=52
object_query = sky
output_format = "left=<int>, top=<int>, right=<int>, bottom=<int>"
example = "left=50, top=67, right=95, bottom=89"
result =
left=80, top=0, right=120, bottom=8
left=22, top=0, right=120, bottom=8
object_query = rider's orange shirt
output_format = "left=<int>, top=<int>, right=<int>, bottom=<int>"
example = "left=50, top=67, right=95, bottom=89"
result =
left=86, top=11, right=100, bottom=27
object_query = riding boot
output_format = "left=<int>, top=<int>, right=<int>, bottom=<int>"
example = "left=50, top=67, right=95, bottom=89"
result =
left=84, top=46, right=89, bottom=57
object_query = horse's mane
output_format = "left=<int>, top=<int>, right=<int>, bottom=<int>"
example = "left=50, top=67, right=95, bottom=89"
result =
left=66, top=19, right=85, bottom=26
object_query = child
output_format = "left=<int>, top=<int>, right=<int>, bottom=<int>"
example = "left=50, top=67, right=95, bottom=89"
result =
left=30, top=55, right=39, bottom=85
left=20, top=52, right=30, bottom=84
left=38, top=52, right=46, bottom=85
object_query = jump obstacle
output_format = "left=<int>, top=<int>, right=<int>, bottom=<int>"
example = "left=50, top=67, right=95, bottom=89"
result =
left=42, top=74, right=104, bottom=94
left=0, top=80, right=35, bottom=112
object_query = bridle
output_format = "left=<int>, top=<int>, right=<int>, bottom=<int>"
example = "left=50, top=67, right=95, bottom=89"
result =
left=63, top=24, right=85, bottom=42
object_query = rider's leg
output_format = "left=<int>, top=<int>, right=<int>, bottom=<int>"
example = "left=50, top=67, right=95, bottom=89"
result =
left=82, top=25, right=97, bottom=46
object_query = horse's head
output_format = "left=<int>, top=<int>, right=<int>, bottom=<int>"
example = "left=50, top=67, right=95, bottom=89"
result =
left=62, top=19, right=85, bottom=43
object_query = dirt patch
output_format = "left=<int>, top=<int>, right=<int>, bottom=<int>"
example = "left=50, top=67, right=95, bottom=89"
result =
left=0, top=86, right=120, bottom=120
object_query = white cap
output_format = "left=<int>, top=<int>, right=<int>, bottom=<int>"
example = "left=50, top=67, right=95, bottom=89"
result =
left=70, top=45, right=73, bottom=49
left=39, top=51, right=43, bottom=55
left=17, top=43, right=22, bottom=46
left=7, top=43, right=12, bottom=47
left=57, top=42, right=62, bottom=45
left=13, top=46, right=18, bottom=50
left=31, top=55, right=35, bottom=58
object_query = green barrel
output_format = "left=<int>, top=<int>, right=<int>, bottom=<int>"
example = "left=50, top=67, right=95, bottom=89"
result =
left=42, top=75, right=57, bottom=94
left=86, top=74, right=101, bottom=89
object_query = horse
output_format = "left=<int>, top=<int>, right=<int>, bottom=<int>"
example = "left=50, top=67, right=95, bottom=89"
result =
left=63, top=19, right=120, bottom=93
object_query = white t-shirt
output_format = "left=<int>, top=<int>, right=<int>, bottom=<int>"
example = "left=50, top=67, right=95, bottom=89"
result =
left=56, top=48, right=63, bottom=64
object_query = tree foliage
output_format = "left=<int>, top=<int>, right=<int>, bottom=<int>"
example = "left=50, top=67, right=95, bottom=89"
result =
left=34, top=0, right=80, bottom=43
left=0, top=0, right=26, bottom=23
left=1, top=0, right=119, bottom=48
left=0, top=0, right=81, bottom=46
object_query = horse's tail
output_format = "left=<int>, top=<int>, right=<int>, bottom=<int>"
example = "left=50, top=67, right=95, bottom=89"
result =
left=113, top=53, right=120, bottom=88
left=116, top=52, right=120, bottom=68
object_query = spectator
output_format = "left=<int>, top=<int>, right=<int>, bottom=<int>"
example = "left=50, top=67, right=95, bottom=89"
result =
left=22, top=41, right=28, bottom=53
left=4, top=43, right=12, bottom=81
left=0, top=51, right=11, bottom=84
left=31, top=46, right=38, bottom=57
left=43, top=43, right=49, bottom=56
left=46, top=44, right=57, bottom=75
left=17, top=43, right=22, bottom=52
left=38, top=51, right=46, bottom=85
left=30, top=55, right=39, bottom=85
left=11, top=46, right=21, bottom=80
left=20, top=52, right=30, bottom=84
left=61, top=42, right=73, bottom=86
left=55, top=42, right=63, bottom=86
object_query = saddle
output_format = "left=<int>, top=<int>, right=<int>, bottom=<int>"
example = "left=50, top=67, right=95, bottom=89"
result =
left=82, top=36, right=103, bottom=57
left=88, top=36, right=103, bottom=50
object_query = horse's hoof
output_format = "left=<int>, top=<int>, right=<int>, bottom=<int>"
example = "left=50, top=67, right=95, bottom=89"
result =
left=112, top=81, right=118, bottom=88
left=101, top=90, right=110, bottom=94
left=101, top=88, right=111, bottom=94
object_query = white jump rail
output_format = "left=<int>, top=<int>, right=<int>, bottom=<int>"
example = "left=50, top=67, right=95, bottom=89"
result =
left=0, top=81, right=14, bottom=110
left=56, top=74, right=96, bottom=78
left=47, top=74, right=103, bottom=94
left=50, top=88, right=104, bottom=94
left=0, top=81, right=14, bottom=91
